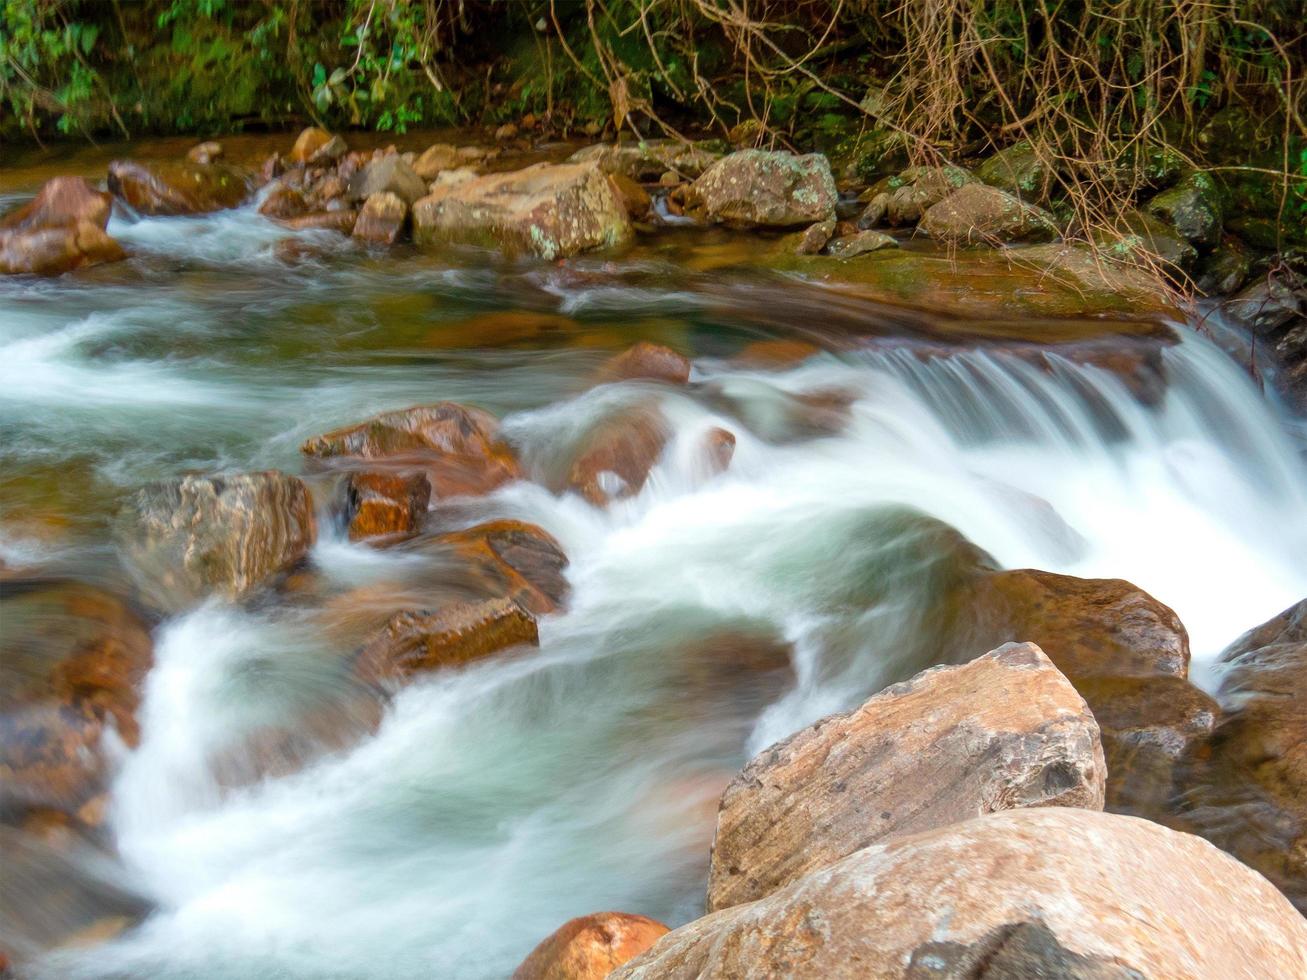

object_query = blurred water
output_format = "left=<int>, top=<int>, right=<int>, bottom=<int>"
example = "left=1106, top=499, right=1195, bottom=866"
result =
left=3, top=199, right=1305, bottom=979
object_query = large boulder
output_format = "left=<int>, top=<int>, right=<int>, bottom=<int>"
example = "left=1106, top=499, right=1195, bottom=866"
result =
left=347, top=155, right=428, bottom=206
left=706, top=642, right=1104, bottom=911
left=513, top=912, right=670, bottom=980
left=302, top=403, right=520, bottom=499
left=919, top=183, right=1058, bottom=245
left=686, top=150, right=836, bottom=228
left=428, top=520, right=570, bottom=615
left=0, top=177, right=125, bottom=276
left=615, top=808, right=1307, bottom=979
left=412, top=162, right=631, bottom=259
left=1173, top=599, right=1307, bottom=911
left=116, top=471, right=316, bottom=612
left=974, top=140, right=1058, bottom=202
left=1093, top=210, right=1198, bottom=272
left=107, top=159, right=252, bottom=215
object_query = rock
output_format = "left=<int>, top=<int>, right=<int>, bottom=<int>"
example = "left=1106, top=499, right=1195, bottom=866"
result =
left=615, top=808, right=1307, bottom=980
left=975, top=140, right=1058, bottom=202
left=514, top=912, right=671, bottom=980
left=115, top=471, right=316, bottom=613
left=858, top=165, right=974, bottom=227
left=792, top=218, right=835, bottom=255
left=278, top=210, right=358, bottom=235
left=1173, top=599, right=1307, bottom=911
left=1224, top=272, right=1305, bottom=334
left=699, top=427, right=736, bottom=476
left=1092, top=210, right=1198, bottom=272
left=495, top=122, right=519, bottom=142
left=107, top=159, right=251, bottom=215
left=412, top=143, right=462, bottom=179
left=686, top=150, right=837, bottom=228
left=0, top=177, right=125, bottom=276
left=1196, top=237, right=1251, bottom=295
left=1, top=581, right=153, bottom=824
left=1145, top=171, right=1224, bottom=247
left=412, top=162, right=631, bottom=259
left=431, top=167, right=479, bottom=190
left=569, top=141, right=722, bottom=182
left=706, top=642, right=1104, bottom=911
left=919, top=183, right=1058, bottom=245
left=600, top=342, right=691, bottom=385
left=186, top=141, right=223, bottom=165
left=352, top=191, right=408, bottom=245
left=347, top=155, right=428, bottom=206
left=289, top=127, right=346, bottom=165
left=344, top=470, right=430, bottom=542
left=302, top=403, right=520, bottom=499
left=259, top=152, right=284, bottom=184
left=431, top=520, right=570, bottom=615
left=823, top=229, right=896, bottom=258
left=607, top=173, right=651, bottom=220
left=735, top=338, right=822, bottom=367
left=355, top=597, right=538, bottom=685
left=257, top=181, right=308, bottom=220
left=564, top=405, right=669, bottom=506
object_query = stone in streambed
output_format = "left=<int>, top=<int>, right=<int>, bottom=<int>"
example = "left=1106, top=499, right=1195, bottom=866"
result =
left=858, top=164, right=974, bottom=228
left=1146, top=170, right=1224, bottom=247
left=412, top=162, right=631, bottom=259
left=347, top=155, right=428, bottom=206
left=823, top=229, right=896, bottom=258
left=919, top=182, right=1058, bottom=245
left=107, top=159, right=252, bottom=215
left=302, top=402, right=520, bottom=499
left=186, top=141, right=223, bottom=165
left=0, top=177, right=125, bottom=276
left=513, top=912, right=670, bottom=980
left=616, top=808, right=1307, bottom=979
left=569, top=140, right=721, bottom=182
left=686, top=149, right=837, bottom=228
left=289, top=127, right=347, bottom=165
left=563, top=405, right=669, bottom=507
left=791, top=218, right=835, bottom=255
left=975, top=139, right=1059, bottom=202
left=258, top=181, right=309, bottom=220
left=344, top=470, right=430, bottom=542
left=278, top=209, right=358, bottom=235
left=599, top=342, right=691, bottom=385
left=115, top=471, right=316, bottom=613
left=706, top=641, right=1104, bottom=911
left=1092, top=210, right=1198, bottom=272
left=430, top=520, right=570, bottom=615
left=352, top=191, right=408, bottom=245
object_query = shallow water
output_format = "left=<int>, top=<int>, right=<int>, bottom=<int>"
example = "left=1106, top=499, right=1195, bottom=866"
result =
left=4, top=165, right=1307, bottom=978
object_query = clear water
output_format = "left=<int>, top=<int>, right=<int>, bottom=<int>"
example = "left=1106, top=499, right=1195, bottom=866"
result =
left=3, top=185, right=1306, bottom=979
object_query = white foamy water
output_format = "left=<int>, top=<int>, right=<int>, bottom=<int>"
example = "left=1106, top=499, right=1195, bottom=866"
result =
left=5, top=203, right=1305, bottom=979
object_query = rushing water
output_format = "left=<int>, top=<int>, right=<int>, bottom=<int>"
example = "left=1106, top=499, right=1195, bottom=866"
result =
left=4, top=170, right=1307, bottom=978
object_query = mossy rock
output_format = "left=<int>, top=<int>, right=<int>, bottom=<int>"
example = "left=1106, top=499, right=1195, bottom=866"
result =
left=1145, top=171, right=1225, bottom=247
left=975, top=141, right=1058, bottom=203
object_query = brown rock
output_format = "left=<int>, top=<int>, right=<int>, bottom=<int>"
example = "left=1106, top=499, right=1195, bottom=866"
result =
left=569, top=141, right=721, bottom=182
left=347, top=155, right=428, bottom=206
left=858, top=165, right=974, bottom=227
left=607, top=173, right=651, bottom=220
left=302, top=403, right=520, bottom=498
left=514, top=912, right=670, bottom=980
left=432, top=520, right=570, bottom=615
left=115, top=471, right=316, bottom=613
left=107, top=159, right=251, bottom=216
left=565, top=405, right=669, bottom=506
left=0, top=177, right=125, bottom=276
left=919, top=182, right=1058, bottom=245
left=792, top=218, right=835, bottom=255
left=699, top=427, right=736, bottom=476
left=412, top=143, right=461, bottom=180
left=186, top=141, right=224, bottom=165
left=687, top=150, right=836, bottom=228
left=618, top=808, right=1307, bottom=979
left=355, top=597, right=538, bottom=685
left=600, top=342, right=691, bottom=385
left=345, top=470, right=430, bottom=542
left=278, top=210, right=358, bottom=235
left=823, top=229, right=896, bottom=258
left=289, top=127, right=346, bottom=165
left=735, top=338, right=822, bottom=368
left=258, top=152, right=284, bottom=184
left=412, top=162, right=631, bottom=259
left=257, top=181, right=308, bottom=220
left=495, top=122, right=519, bottom=142
left=352, top=191, right=408, bottom=245
left=1, top=177, right=112, bottom=232
left=706, top=642, right=1105, bottom=911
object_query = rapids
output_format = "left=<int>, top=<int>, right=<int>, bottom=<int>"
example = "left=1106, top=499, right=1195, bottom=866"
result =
left=3, top=178, right=1307, bottom=978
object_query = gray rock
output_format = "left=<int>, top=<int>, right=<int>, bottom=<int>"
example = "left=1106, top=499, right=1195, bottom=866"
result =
left=687, top=149, right=837, bottom=228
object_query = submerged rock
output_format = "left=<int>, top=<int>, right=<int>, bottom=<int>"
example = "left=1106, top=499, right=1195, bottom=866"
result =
left=344, top=470, right=430, bottom=542
left=116, top=471, right=316, bottom=612
left=412, top=162, right=631, bottom=259
left=0, top=177, right=125, bottom=276
left=302, top=402, right=520, bottom=499
left=706, top=642, right=1104, bottom=911
left=107, top=159, right=251, bottom=215
left=355, top=597, right=538, bottom=684
left=686, top=150, right=836, bottom=228
left=513, top=912, right=670, bottom=980
left=919, top=183, right=1058, bottom=245
left=617, top=808, right=1307, bottom=979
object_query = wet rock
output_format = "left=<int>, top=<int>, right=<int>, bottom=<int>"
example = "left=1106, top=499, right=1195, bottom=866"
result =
left=686, top=150, right=837, bottom=228
left=823, top=229, right=896, bottom=258
left=0, top=177, right=125, bottom=276
left=344, top=470, right=430, bottom=542
left=257, top=181, right=308, bottom=220
left=352, top=191, right=408, bottom=245
left=735, top=338, right=822, bottom=368
left=706, top=642, right=1104, bottom=911
left=1145, top=171, right=1224, bottom=247
left=564, top=405, right=669, bottom=506
left=975, top=140, right=1057, bottom=202
left=412, top=162, right=631, bottom=259
left=1196, top=237, right=1251, bottom=295
left=412, top=143, right=462, bottom=180
left=1224, top=272, right=1305, bottom=334
left=699, top=427, right=736, bottom=476
left=355, top=597, right=538, bottom=685
left=615, top=808, right=1307, bottom=980
left=107, top=159, right=251, bottom=216
left=792, top=218, right=835, bottom=255
left=1172, top=599, right=1307, bottom=911
left=347, top=155, right=428, bottom=206
left=514, top=912, right=670, bottom=980
left=600, top=342, right=691, bottom=385
left=432, top=520, right=570, bottom=615
left=1, top=580, right=153, bottom=823
left=607, top=173, right=651, bottom=220
left=278, top=209, right=359, bottom=235
left=919, top=183, right=1058, bottom=245
left=1093, top=210, right=1197, bottom=273
left=289, top=127, right=346, bottom=165
left=302, top=402, right=520, bottom=499
left=858, top=165, right=974, bottom=228
left=186, top=140, right=223, bottom=165
left=116, top=471, right=316, bottom=613
left=569, top=140, right=721, bottom=182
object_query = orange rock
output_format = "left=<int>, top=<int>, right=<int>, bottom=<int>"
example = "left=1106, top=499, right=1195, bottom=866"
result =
left=257, top=181, right=308, bottom=219
left=565, top=405, right=669, bottom=506
left=600, top=342, right=691, bottom=385
left=433, top=520, right=570, bottom=614
left=289, top=127, right=346, bottom=165
left=700, top=427, right=736, bottom=475
left=0, top=177, right=125, bottom=276
left=352, top=191, right=408, bottom=246
left=302, top=402, right=520, bottom=498
left=420, top=310, right=581, bottom=350
left=607, top=173, right=652, bottom=219
left=345, top=470, right=430, bottom=541
left=514, top=912, right=670, bottom=980
left=1, top=177, right=112, bottom=232
left=355, top=597, right=538, bottom=684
